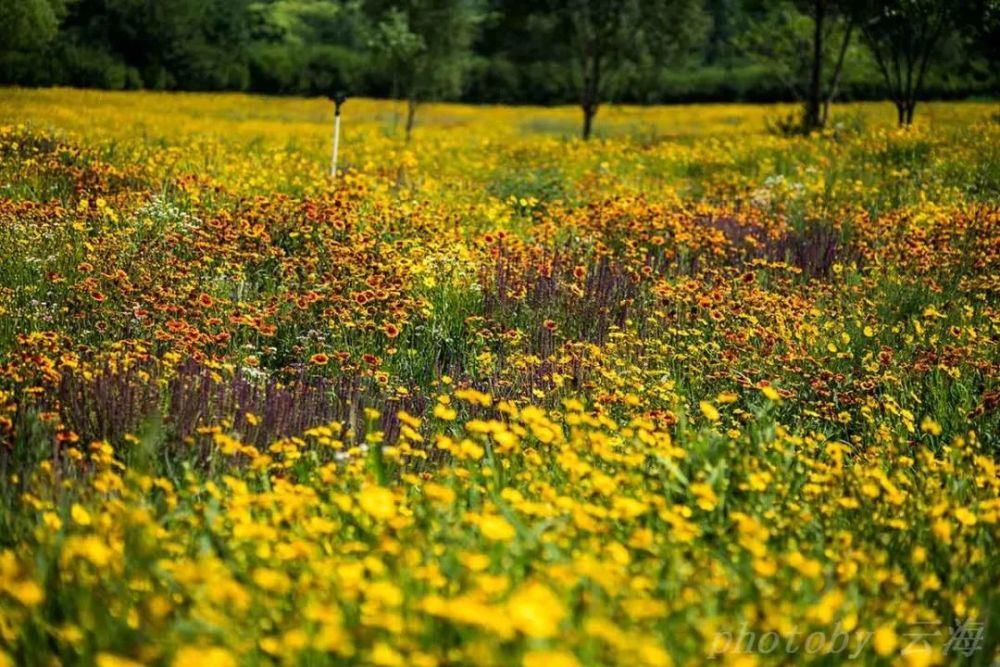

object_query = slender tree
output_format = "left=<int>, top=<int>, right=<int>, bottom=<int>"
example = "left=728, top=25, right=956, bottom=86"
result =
left=368, top=0, right=482, bottom=142
left=369, top=8, right=424, bottom=136
left=820, top=7, right=854, bottom=126
left=855, top=0, right=953, bottom=126
left=802, top=0, right=826, bottom=130
left=560, top=0, right=707, bottom=140
left=564, top=0, right=638, bottom=140
left=742, top=0, right=856, bottom=132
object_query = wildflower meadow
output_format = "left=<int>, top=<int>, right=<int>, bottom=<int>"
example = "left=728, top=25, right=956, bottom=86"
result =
left=0, top=89, right=998, bottom=666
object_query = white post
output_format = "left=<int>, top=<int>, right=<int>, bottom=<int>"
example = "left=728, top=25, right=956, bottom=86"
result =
left=331, top=111, right=341, bottom=178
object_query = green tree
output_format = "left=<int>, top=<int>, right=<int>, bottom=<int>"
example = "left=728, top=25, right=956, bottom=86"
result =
left=0, top=0, right=66, bottom=53
left=800, top=0, right=856, bottom=130
left=565, top=0, right=638, bottom=140
left=557, top=0, right=708, bottom=140
left=248, top=0, right=370, bottom=94
left=0, top=0, right=67, bottom=85
left=854, top=0, right=957, bottom=126
left=704, top=0, right=743, bottom=65
left=368, top=0, right=483, bottom=141
left=52, top=0, right=250, bottom=90
left=368, top=7, right=424, bottom=135
left=740, top=0, right=858, bottom=131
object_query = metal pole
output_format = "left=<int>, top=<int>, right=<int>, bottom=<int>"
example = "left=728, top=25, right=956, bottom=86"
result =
left=331, top=108, right=341, bottom=178
left=329, top=92, right=347, bottom=180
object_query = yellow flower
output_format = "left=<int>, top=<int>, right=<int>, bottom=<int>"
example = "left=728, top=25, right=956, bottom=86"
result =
left=920, top=416, right=942, bottom=436
left=70, top=503, right=92, bottom=526
left=873, top=625, right=898, bottom=656
left=42, top=511, right=62, bottom=531
left=807, top=589, right=844, bottom=624
left=922, top=306, right=946, bottom=319
left=760, top=385, right=781, bottom=401
left=699, top=401, right=720, bottom=422
left=454, top=388, right=492, bottom=407
left=637, top=643, right=672, bottom=667
left=786, top=551, right=822, bottom=579
left=752, top=558, right=777, bottom=577
left=424, top=482, right=456, bottom=504
left=433, top=403, right=457, bottom=421
left=901, top=643, right=938, bottom=667
left=523, top=649, right=580, bottom=667
left=371, top=642, right=404, bottom=666
left=508, top=581, right=565, bottom=638
left=689, top=482, right=718, bottom=511
left=8, top=580, right=44, bottom=607
left=359, top=485, right=397, bottom=521
left=954, top=507, right=977, bottom=526
left=252, top=567, right=290, bottom=594
left=479, top=514, right=516, bottom=541
left=932, top=518, right=952, bottom=544
left=172, top=646, right=236, bottom=667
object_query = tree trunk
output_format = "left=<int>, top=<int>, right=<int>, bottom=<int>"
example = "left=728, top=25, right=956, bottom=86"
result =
left=821, top=20, right=854, bottom=127
left=907, top=10, right=947, bottom=130
left=582, top=104, right=596, bottom=140
left=580, top=46, right=601, bottom=140
left=804, top=0, right=826, bottom=131
left=391, top=76, right=400, bottom=135
left=405, top=98, right=417, bottom=143
left=895, top=100, right=906, bottom=127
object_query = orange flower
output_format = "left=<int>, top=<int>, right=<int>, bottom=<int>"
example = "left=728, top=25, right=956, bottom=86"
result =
left=383, top=322, right=400, bottom=338
left=543, top=319, right=557, bottom=332
left=310, top=353, right=329, bottom=365
left=90, top=291, right=106, bottom=302
left=197, top=293, right=214, bottom=308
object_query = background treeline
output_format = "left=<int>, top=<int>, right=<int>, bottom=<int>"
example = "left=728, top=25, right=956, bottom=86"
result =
left=0, top=0, right=997, bottom=106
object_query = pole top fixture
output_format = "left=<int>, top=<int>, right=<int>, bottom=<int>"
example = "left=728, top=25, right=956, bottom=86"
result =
left=331, top=91, right=347, bottom=113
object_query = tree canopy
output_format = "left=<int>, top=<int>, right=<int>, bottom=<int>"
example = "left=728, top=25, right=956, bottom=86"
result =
left=0, top=0, right=996, bottom=132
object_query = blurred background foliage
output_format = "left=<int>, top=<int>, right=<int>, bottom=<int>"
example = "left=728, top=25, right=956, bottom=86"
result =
left=0, top=0, right=995, bottom=106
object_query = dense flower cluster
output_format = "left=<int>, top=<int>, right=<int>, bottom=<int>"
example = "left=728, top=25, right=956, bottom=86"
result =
left=0, top=90, right=998, bottom=665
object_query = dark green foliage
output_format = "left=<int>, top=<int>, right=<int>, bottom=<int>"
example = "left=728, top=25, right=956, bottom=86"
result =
left=0, top=0, right=66, bottom=52
left=854, top=0, right=957, bottom=126
left=0, top=0, right=996, bottom=105
left=0, top=0, right=68, bottom=85
left=367, top=0, right=484, bottom=138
